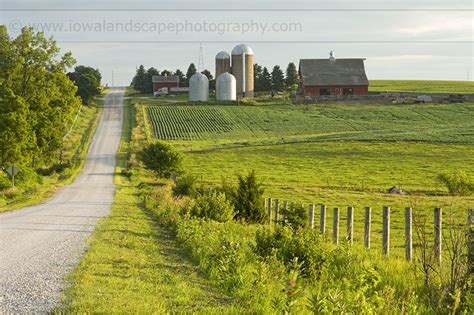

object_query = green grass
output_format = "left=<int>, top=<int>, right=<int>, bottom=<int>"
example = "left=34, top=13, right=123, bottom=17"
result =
left=62, top=99, right=239, bottom=313
left=0, top=101, right=102, bottom=212
left=369, top=80, right=474, bottom=94
left=144, top=103, right=474, bottom=151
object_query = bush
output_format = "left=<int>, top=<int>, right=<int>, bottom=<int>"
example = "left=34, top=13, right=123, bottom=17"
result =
left=233, top=170, right=266, bottom=223
left=139, top=141, right=183, bottom=178
left=283, top=203, right=308, bottom=228
left=437, top=171, right=474, bottom=196
left=190, top=191, right=235, bottom=222
left=172, top=174, right=197, bottom=197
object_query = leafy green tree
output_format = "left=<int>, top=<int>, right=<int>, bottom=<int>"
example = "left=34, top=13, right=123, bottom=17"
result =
left=271, top=65, right=285, bottom=91
left=260, top=67, right=273, bottom=91
left=161, top=69, right=172, bottom=76
left=254, top=63, right=264, bottom=91
left=233, top=170, right=265, bottom=223
left=67, top=65, right=102, bottom=105
left=201, top=69, right=215, bottom=90
left=285, top=62, right=299, bottom=88
left=174, top=69, right=186, bottom=86
left=131, top=65, right=147, bottom=92
left=185, top=63, right=197, bottom=87
left=144, top=67, right=160, bottom=93
left=140, top=142, right=183, bottom=178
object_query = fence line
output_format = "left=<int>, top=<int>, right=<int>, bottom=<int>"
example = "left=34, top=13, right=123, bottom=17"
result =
left=264, top=198, right=472, bottom=263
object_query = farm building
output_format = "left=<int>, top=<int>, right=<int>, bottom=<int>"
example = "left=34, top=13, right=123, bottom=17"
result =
left=152, top=75, right=180, bottom=93
left=299, top=53, right=369, bottom=96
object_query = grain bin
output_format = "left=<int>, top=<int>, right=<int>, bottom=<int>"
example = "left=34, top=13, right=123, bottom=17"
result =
left=231, top=44, right=254, bottom=98
left=189, top=72, right=209, bottom=102
left=215, top=51, right=231, bottom=80
left=216, top=72, right=236, bottom=101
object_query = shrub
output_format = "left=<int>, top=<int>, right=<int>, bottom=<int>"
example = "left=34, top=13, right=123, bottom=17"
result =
left=190, top=191, right=235, bottom=222
left=283, top=203, right=308, bottom=228
left=172, top=174, right=197, bottom=197
left=437, top=171, right=473, bottom=196
left=139, top=141, right=183, bottom=178
left=233, top=170, right=266, bottom=223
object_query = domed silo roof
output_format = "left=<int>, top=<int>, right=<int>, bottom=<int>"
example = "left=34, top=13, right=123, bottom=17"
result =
left=231, top=44, right=254, bottom=55
left=216, top=51, right=230, bottom=59
left=216, top=72, right=236, bottom=101
left=189, top=72, right=209, bottom=102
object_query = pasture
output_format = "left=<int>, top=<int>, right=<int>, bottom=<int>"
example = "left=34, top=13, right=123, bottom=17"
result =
left=369, top=80, right=474, bottom=94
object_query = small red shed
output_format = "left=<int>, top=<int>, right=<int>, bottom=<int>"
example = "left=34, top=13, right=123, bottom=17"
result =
left=299, top=57, right=369, bottom=97
left=152, top=75, right=180, bottom=92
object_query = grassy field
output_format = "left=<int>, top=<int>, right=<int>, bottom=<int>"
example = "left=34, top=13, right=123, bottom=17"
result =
left=0, top=101, right=102, bottom=212
left=369, top=80, right=474, bottom=94
left=134, top=97, right=474, bottom=258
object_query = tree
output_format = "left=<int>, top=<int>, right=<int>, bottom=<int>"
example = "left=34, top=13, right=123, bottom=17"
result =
left=139, top=142, right=183, bottom=178
left=143, top=67, right=160, bottom=93
left=131, top=65, right=147, bottom=93
left=185, top=63, right=197, bottom=87
left=174, top=69, right=186, bottom=86
left=271, top=65, right=285, bottom=91
left=233, top=170, right=265, bottom=223
left=260, top=67, right=272, bottom=91
left=161, top=69, right=172, bottom=76
left=254, top=63, right=264, bottom=91
left=285, top=62, right=299, bottom=87
left=67, top=65, right=102, bottom=105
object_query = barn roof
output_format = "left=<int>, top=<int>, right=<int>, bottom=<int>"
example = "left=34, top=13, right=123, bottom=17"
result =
left=299, top=59, right=368, bottom=86
left=152, top=75, right=179, bottom=83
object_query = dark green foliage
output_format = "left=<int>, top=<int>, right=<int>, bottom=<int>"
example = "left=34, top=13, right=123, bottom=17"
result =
left=232, top=170, right=266, bottom=223
left=144, top=67, right=159, bottom=93
left=131, top=65, right=147, bottom=92
left=140, top=141, right=183, bottom=178
left=190, top=191, right=235, bottom=222
left=174, top=69, right=186, bottom=86
left=172, top=174, right=197, bottom=197
left=271, top=65, right=285, bottom=91
left=260, top=66, right=273, bottom=91
left=185, top=63, right=197, bottom=87
left=437, top=170, right=473, bottom=196
left=160, top=69, right=172, bottom=76
left=285, top=62, right=299, bottom=87
left=67, top=65, right=101, bottom=105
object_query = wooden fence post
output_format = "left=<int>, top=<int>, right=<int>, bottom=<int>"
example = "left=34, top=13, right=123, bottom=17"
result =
left=382, top=206, right=390, bottom=255
left=364, top=207, right=371, bottom=249
left=405, top=207, right=413, bottom=261
left=468, top=209, right=473, bottom=275
left=274, top=199, right=279, bottom=225
left=333, top=207, right=340, bottom=245
left=282, top=200, right=288, bottom=223
left=320, top=204, right=327, bottom=234
left=308, top=204, right=315, bottom=229
left=434, top=207, right=442, bottom=265
left=347, top=206, right=354, bottom=245
left=267, top=198, right=272, bottom=225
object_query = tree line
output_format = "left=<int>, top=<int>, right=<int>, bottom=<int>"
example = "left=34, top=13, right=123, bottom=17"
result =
left=0, top=26, right=101, bottom=171
left=131, top=62, right=299, bottom=94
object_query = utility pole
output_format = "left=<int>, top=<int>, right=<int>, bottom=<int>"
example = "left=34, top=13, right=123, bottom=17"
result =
left=112, top=70, right=115, bottom=87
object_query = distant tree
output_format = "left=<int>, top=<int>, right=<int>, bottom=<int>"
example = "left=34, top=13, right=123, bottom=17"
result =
left=67, top=65, right=102, bottom=105
left=285, top=62, right=299, bottom=87
left=174, top=69, right=186, bottom=86
left=140, top=142, right=183, bottom=178
left=271, top=65, right=285, bottom=91
left=161, top=69, right=172, bottom=76
left=144, top=67, right=160, bottom=93
left=201, top=69, right=215, bottom=90
left=201, top=69, right=213, bottom=80
left=185, top=63, right=197, bottom=87
left=131, top=65, right=147, bottom=93
left=254, top=63, right=264, bottom=91
left=261, top=67, right=272, bottom=91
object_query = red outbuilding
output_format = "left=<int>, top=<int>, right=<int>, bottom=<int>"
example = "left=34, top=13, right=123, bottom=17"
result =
left=152, top=75, right=180, bottom=92
left=299, top=55, right=369, bottom=97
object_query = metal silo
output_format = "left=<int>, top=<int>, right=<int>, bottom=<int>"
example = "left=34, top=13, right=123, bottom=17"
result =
left=215, top=51, right=231, bottom=80
left=216, top=72, right=236, bottom=101
left=189, top=72, right=209, bottom=102
left=231, top=44, right=254, bottom=98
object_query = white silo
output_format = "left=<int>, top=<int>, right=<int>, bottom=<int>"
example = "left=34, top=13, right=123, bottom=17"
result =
left=215, top=51, right=231, bottom=79
left=216, top=72, right=236, bottom=101
left=189, top=73, right=209, bottom=102
left=231, top=44, right=254, bottom=98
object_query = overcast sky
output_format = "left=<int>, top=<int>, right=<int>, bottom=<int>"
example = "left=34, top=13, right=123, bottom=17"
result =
left=1, top=0, right=472, bottom=85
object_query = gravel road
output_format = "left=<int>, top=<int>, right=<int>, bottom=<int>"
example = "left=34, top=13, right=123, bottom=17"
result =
left=0, top=88, right=124, bottom=313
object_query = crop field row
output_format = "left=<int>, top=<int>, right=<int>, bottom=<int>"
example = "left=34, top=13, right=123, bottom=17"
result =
left=146, top=103, right=474, bottom=149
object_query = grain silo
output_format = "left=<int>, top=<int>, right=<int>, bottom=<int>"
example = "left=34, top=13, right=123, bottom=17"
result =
left=215, top=51, right=231, bottom=79
left=231, top=44, right=254, bottom=98
left=189, top=72, right=209, bottom=102
left=216, top=72, right=236, bottom=101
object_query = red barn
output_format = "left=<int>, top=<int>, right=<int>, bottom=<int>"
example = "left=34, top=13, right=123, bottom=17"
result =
left=299, top=57, right=369, bottom=97
left=152, top=75, right=180, bottom=92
